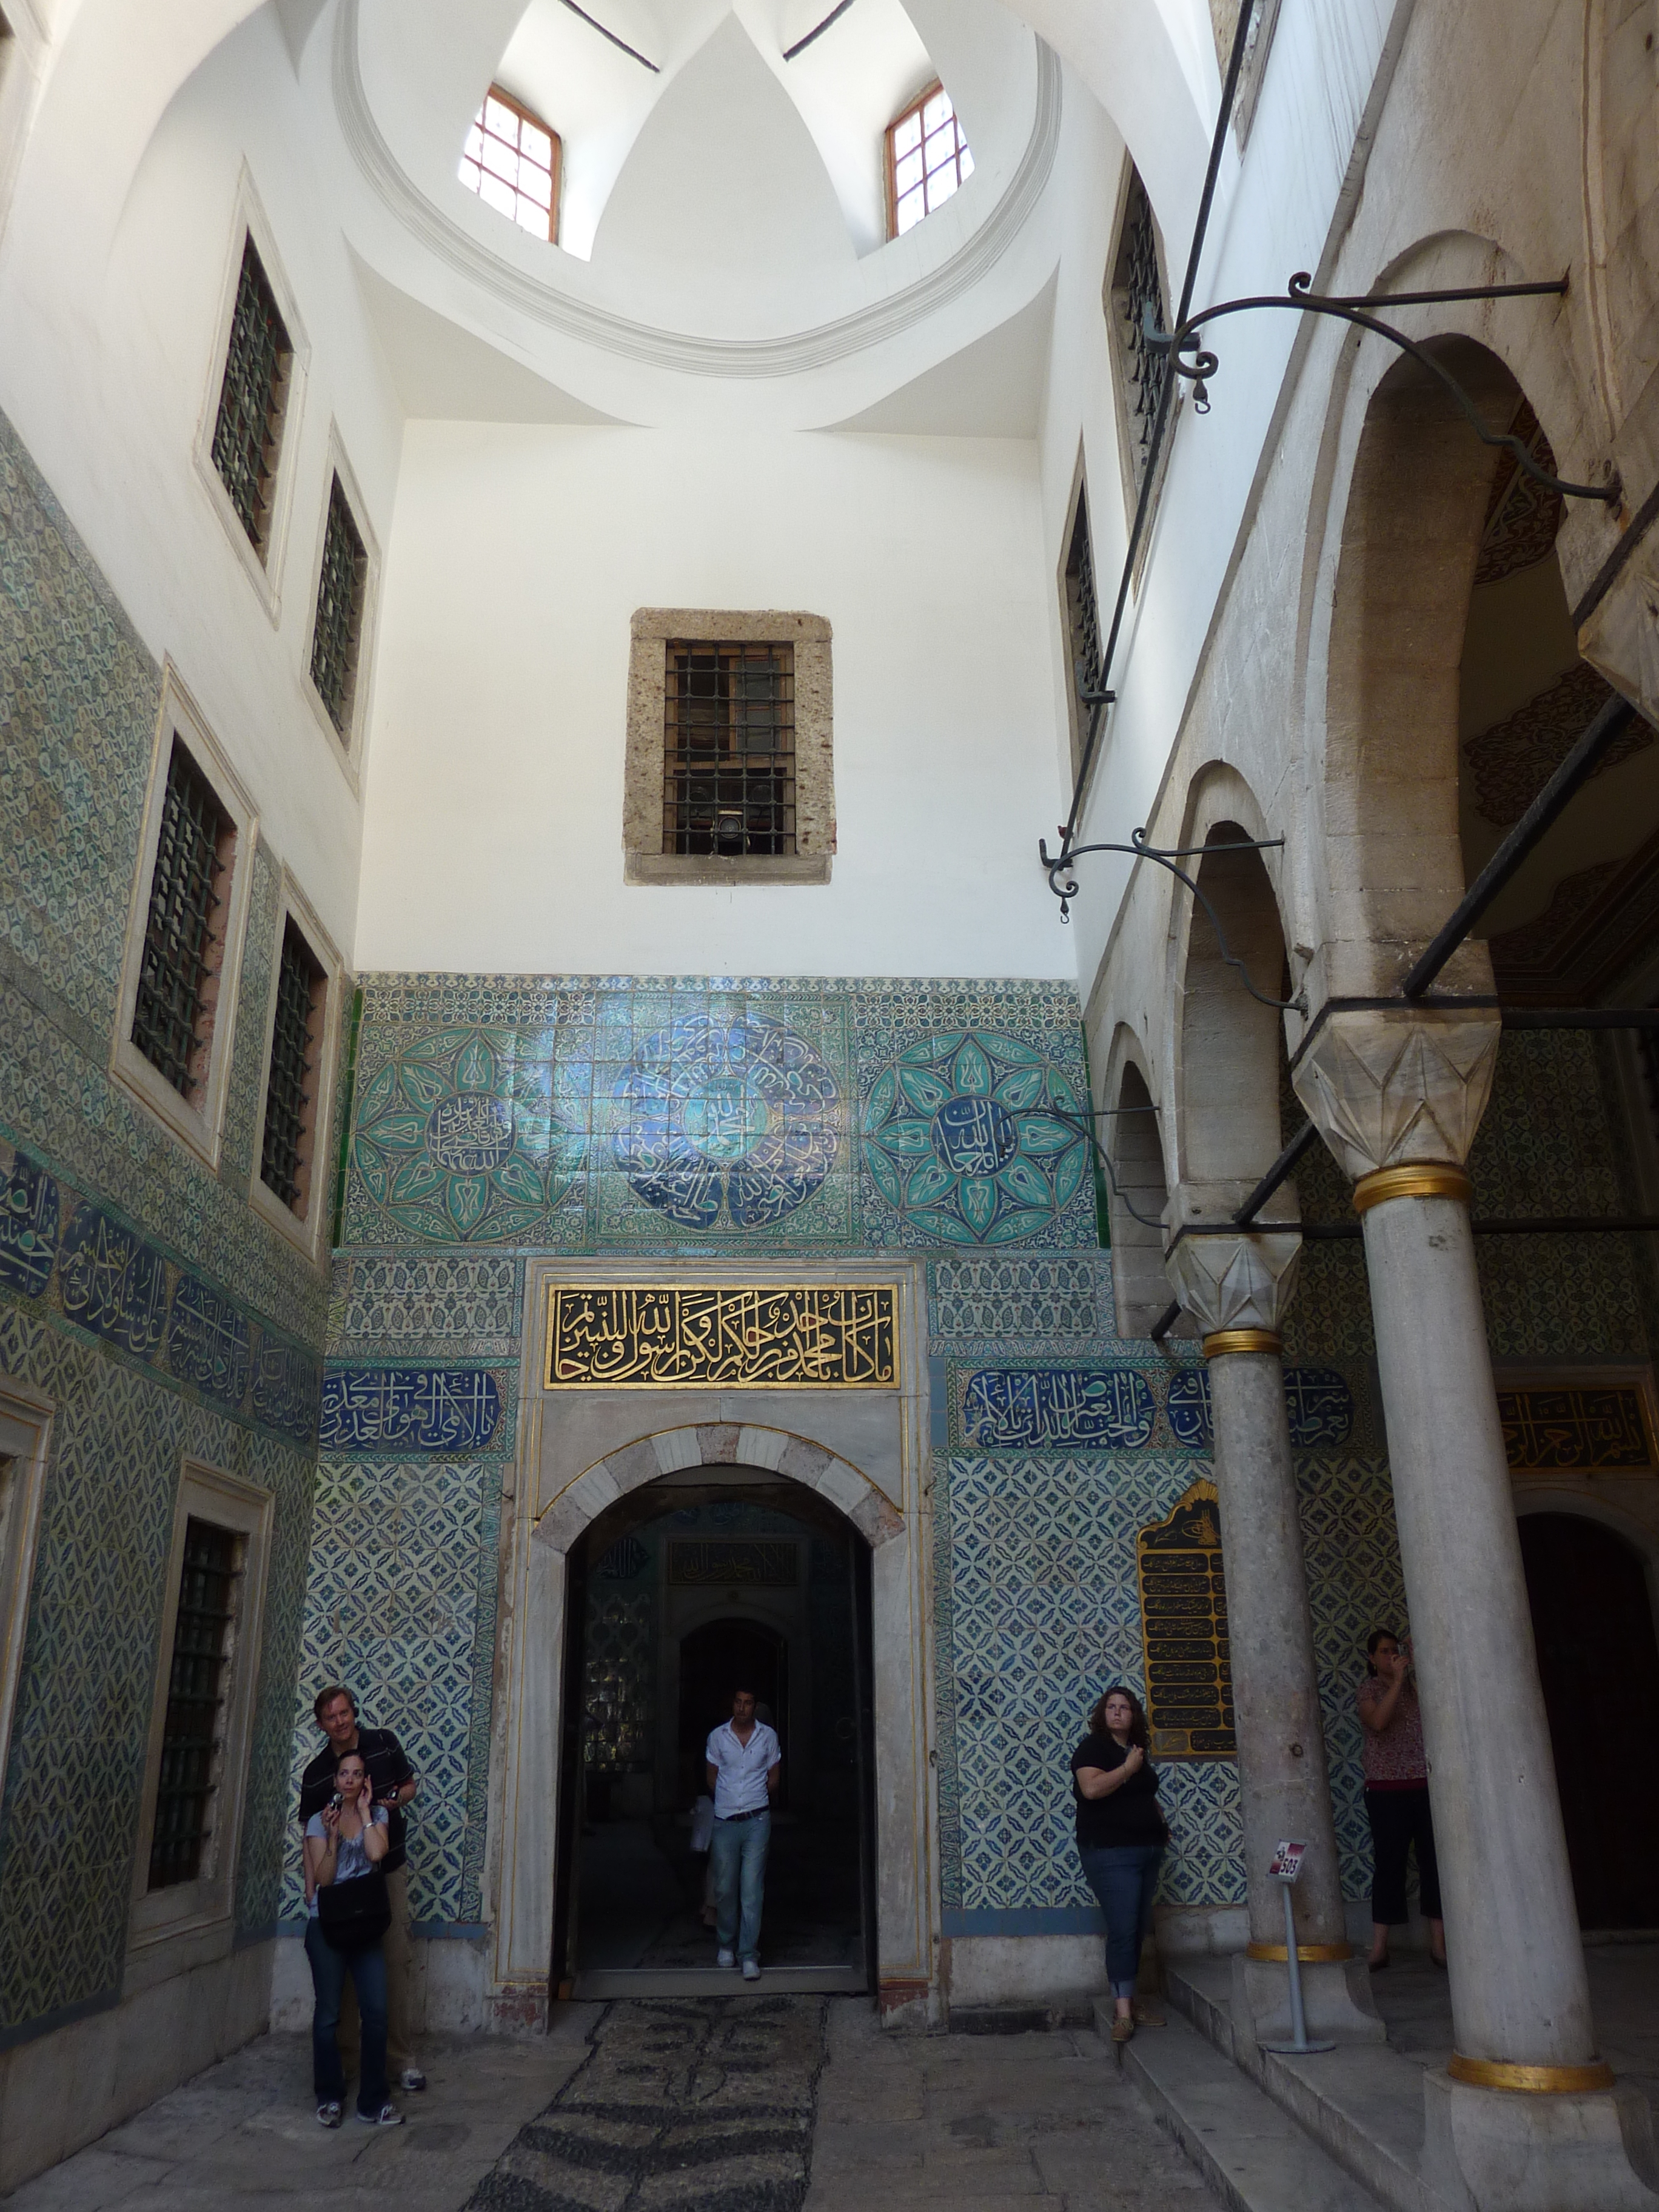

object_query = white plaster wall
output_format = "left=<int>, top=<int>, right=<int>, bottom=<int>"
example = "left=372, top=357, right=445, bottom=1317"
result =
left=0, top=4, right=401, bottom=959
left=354, top=422, right=1070, bottom=977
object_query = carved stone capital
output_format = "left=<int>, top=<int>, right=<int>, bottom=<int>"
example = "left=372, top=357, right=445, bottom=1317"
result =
left=1291, top=1007, right=1501, bottom=1182
left=1577, top=525, right=1659, bottom=729
left=1164, top=1185, right=1302, bottom=1337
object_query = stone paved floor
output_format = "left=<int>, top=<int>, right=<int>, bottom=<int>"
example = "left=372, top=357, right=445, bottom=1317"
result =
left=2, top=2000, right=1224, bottom=2212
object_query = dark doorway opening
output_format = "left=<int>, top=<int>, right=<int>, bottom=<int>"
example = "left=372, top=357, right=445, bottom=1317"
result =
left=678, top=1618, right=786, bottom=1806
left=552, top=1476, right=874, bottom=1997
left=1519, top=1510, right=1659, bottom=1929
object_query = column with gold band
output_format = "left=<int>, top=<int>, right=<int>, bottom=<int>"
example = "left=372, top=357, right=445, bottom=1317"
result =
left=1293, top=1008, right=1648, bottom=2211
left=1165, top=1193, right=1382, bottom=2049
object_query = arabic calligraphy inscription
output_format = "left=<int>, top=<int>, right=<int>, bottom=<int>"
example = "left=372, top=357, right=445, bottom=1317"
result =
left=546, top=1285, right=897, bottom=1387
left=960, top=1367, right=1154, bottom=1449
left=1138, top=1481, right=1235, bottom=1759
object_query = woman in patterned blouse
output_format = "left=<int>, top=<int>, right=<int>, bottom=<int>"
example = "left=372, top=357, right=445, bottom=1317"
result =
left=1356, top=1628, right=1446, bottom=1969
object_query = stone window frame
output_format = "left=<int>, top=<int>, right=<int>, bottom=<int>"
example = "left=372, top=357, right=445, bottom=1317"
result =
left=127, top=1460, right=272, bottom=1992
left=0, top=1375, right=52, bottom=1809
left=1057, top=456, right=1102, bottom=784
left=192, top=166, right=311, bottom=625
left=1103, top=156, right=1179, bottom=576
left=112, top=663, right=259, bottom=1175
left=248, top=868, right=345, bottom=1271
left=301, top=424, right=381, bottom=783
left=624, top=609, right=835, bottom=888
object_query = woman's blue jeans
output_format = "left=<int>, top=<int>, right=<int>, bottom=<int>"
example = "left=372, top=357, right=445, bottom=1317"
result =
left=305, top=1919, right=389, bottom=2113
left=709, top=1811, right=771, bottom=1961
left=1078, top=1843, right=1164, bottom=1997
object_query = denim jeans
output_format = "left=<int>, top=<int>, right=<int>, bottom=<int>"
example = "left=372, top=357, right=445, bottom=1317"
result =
left=1078, top=1843, right=1164, bottom=1997
left=305, top=1918, right=389, bottom=2114
left=709, top=1811, right=771, bottom=1961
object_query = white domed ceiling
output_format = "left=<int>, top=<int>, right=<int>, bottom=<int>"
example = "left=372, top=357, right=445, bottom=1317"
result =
left=347, top=0, right=1047, bottom=349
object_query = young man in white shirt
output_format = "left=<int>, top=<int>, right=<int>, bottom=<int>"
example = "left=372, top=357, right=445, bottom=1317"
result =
left=705, top=1686, right=782, bottom=1979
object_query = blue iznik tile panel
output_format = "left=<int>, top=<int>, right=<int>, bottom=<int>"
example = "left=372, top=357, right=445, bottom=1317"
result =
left=279, top=1449, right=508, bottom=1929
left=0, top=1306, right=313, bottom=2029
left=0, top=407, right=328, bottom=2036
left=340, top=974, right=1098, bottom=1254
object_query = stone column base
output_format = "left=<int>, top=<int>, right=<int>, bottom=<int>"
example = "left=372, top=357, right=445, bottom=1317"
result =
left=1423, top=2068, right=1659, bottom=2211
left=1229, top=1954, right=1386, bottom=2050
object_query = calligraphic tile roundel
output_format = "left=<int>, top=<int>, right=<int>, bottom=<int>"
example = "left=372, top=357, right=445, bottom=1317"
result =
left=350, top=1027, right=583, bottom=1243
left=612, top=1016, right=839, bottom=1230
left=863, top=1032, right=1088, bottom=1245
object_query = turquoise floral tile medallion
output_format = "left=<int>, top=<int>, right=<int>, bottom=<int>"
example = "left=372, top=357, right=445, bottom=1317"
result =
left=346, top=1025, right=583, bottom=1246
left=863, top=1030, right=1090, bottom=1247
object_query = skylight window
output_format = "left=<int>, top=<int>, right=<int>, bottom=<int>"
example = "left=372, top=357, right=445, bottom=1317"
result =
left=886, top=81, right=972, bottom=240
left=460, top=85, right=560, bottom=243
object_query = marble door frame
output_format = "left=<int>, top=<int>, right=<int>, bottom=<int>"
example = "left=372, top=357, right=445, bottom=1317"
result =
left=484, top=1256, right=938, bottom=2025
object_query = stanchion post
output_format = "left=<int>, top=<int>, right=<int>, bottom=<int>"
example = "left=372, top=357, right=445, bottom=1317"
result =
left=1259, top=1839, right=1336, bottom=2056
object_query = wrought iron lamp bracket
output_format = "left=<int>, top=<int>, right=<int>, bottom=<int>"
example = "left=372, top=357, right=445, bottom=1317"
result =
left=1146, top=273, right=1617, bottom=504
left=1036, top=828, right=1302, bottom=1011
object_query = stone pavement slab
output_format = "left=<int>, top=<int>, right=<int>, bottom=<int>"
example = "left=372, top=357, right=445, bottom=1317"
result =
left=7, top=1996, right=1235, bottom=2212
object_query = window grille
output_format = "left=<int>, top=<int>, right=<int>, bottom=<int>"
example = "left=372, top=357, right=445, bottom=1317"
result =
left=1109, top=170, right=1171, bottom=495
left=149, top=1518, right=241, bottom=1891
left=460, top=84, right=560, bottom=241
left=663, top=642, right=796, bottom=858
left=210, top=237, right=292, bottom=554
left=886, top=81, right=973, bottom=239
left=132, top=742, right=232, bottom=1100
left=310, top=475, right=368, bottom=738
left=1065, top=491, right=1102, bottom=709
left=261, top=921, right=323, bottom=1213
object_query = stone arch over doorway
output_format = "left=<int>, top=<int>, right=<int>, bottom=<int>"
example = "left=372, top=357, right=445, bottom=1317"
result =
left=486, top=1258, right=934, bottom=2028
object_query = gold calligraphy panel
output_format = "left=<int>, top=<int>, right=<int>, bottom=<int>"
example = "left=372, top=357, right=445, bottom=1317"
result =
left=545, top=1284, right=898, bottom=1389
left=1493, top=1367, right=1657, bottom=1474
left=1138, top=1480, right=1236, bottom=1760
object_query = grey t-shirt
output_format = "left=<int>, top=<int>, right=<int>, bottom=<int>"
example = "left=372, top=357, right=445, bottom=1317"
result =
left=304, top=1806, right=386, bottom=1917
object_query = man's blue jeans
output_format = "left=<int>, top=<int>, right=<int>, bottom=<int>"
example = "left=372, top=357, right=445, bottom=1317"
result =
left=305, top=1919, right=389, bottom=2113
left=1078, top=1843, right=1164, bottom=1997
left=709, top=1811, right=771, bottom=1962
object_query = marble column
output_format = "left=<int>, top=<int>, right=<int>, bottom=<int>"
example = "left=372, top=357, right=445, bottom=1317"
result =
left=1165, top=1196, right=1382, bottom=2048
left=1295, top=1007, right=1659, bottom=2211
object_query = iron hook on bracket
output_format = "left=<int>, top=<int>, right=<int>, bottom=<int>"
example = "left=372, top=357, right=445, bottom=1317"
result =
left=1150, top=272, right=1619, bottom=505
left=1036, top=828, right=1304, bottom=1013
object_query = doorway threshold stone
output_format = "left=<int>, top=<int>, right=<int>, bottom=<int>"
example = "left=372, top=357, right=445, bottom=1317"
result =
left=573, top=1965, right=866, bottom=1997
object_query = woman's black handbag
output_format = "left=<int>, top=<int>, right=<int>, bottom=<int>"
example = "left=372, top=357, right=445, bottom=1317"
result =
left=317, top=1869, right=391, bottom=1953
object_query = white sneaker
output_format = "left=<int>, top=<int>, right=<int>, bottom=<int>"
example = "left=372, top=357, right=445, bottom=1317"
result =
left=717, top=1948, right=736, bottom=1968
left=742, top=1958, right=761, bottom=1982
left=398, top=2067, right=427, bottom=2092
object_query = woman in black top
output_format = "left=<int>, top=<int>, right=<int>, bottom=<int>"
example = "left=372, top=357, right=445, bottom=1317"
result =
left=1071, top=1685, right=1168, bottom=2044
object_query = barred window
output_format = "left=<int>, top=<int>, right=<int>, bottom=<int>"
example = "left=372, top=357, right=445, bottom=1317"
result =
left=148, top=1518, right=242, bottom=1891
left=1108, top=169, right=1170, bottom=496
left=261, top=921, right=325, bottom=1216
left=663, top=642, right=796, bottom=858
left=310, top=475, right=368, bottom=739
left=1064, top=489, right=1103, bottom=713
left=460, top=84, right=560, bottom=242
left=132, top=742, right=234, bottom=1101
left=886, top=81, right=973, bottom=239
left=210, top=237, right=293, bottom=556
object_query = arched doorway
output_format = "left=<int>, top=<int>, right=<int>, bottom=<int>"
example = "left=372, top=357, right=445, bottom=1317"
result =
left=1518, top=1511, right=1659, bottom=1928
left=554, top=1475, right=875, bottom=1997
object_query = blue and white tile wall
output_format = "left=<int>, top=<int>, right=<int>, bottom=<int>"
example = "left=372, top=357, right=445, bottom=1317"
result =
left=0, top=406, right=332, bottom=2037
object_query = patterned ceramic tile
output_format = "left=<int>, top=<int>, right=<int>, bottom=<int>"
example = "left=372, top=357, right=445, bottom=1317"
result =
left=330, top=1252, right=522, bottom=1355
left=931, top=1255, right=1106, bottom=1341
left=0, top=406, right=160, bottom=1037
left=0, top=1306, right=313, bottom=2025
left=939, top=1448, right=1406, bottom=1912
left=279, top=1456, right=501, bottom=1926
